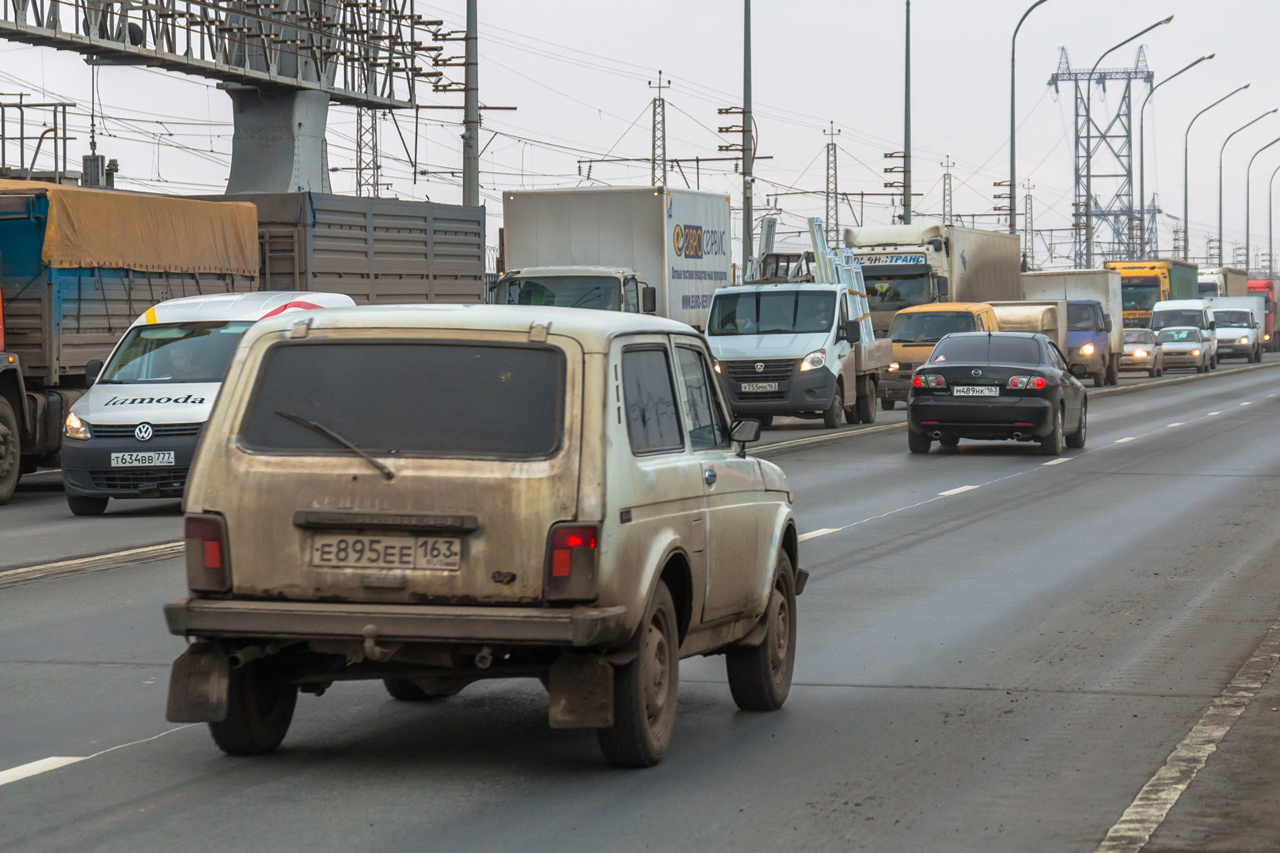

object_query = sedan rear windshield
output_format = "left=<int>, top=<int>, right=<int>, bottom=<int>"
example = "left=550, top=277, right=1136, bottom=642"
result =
left=240, top=343, right=564, bottom=458
left=1123, top=330, right=1155, bottom=344
left=930, top=336, right=1042, bottom=365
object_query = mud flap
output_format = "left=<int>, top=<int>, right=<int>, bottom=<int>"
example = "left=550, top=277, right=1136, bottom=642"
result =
left=738, top=589, right=783, bottom=648
left=166, top=642, right=230, bottom=723
left=547, top=654, right=613, bottom=729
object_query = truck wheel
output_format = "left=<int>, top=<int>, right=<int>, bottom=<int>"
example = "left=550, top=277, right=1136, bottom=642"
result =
left=209, top=659, right=298, bottom=756
left=881, top=399, right=897, bottom=411
left=1210, top=355, right=1218, bottom=370
left=908, top=430, right=932, bottom=455
left=67, top=495, right=109, bottom=517
left=597, top=580, right=678, bottom=768
left=726, top=551, right=796, bottom=712
left=384, top=678, right=463, bottom=701
left=822, top=385, right=843, bottom=429
left=1092, top=371, right=1105, bottom=388
left=1106, top=359, right=1119, bottom=385
left=0, top=397, right=19, bottom=506
left=1039, top=407, right=1064, bottom=456
left=855, top=390, right=876, bottom=424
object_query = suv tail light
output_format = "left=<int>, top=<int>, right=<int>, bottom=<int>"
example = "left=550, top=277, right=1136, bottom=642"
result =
left=1007, top=375, right=1047, bottom=390
left=912, top=374, right=947, bottom=389
left=185, top=513, right=231, bottom=593
left=546, top=523, right=599, bottom=601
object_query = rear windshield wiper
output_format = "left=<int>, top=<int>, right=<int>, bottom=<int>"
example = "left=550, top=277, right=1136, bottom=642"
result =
left=274, top=410, right=395, bottom=481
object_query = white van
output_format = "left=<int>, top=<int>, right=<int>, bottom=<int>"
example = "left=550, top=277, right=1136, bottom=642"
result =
left=1150, top=299, right=1218, bottom=369
left=61, top=291, right=355, bottom=516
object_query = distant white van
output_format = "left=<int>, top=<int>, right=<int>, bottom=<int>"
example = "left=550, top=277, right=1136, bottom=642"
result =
left=1150, top=299, right=1218, bottom=369
left=61, top=291, right=355, bottom=516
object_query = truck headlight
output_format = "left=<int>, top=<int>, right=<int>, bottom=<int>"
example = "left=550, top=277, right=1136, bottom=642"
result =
left=800, top=349, right=827, bottom=372
left=1240, top=336, right=1250, bottom=345
left=887, top=361, right=900, bottom=372
left=64, top=411, right=91, bottom=440
left=1080, top=342, right=1096, bottom=357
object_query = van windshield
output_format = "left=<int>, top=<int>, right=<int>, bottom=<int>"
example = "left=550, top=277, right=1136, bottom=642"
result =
left=1214, top=310, right=1251, bottom=327
left=707, top=291, right=836, bottom=336
left=1150, top=310, right=1205, bottom=331
left=98, top=321, right=255, bottom=384
left=888, top=311, right=975, bottom=343
left=495, top=275, right=621, bottom=310
left=241, top=343, right=564, bottom=458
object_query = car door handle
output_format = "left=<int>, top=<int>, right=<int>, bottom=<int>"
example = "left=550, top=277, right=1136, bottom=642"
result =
left=703, top=468, right=717, bottom=486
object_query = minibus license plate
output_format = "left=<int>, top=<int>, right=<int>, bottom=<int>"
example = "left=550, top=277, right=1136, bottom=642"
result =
left=311, top=534, right=462, bottom=571
left=953, top=386, right=1000, bottom=397
left=111, top=451, right=175, bottom=467
left=740, top=382, right=779, bottom=393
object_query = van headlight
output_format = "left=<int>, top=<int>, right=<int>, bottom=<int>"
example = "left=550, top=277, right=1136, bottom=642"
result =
left=64, top=411, right=91, bottom=440
left=800, top=349, right=827, bottom=372
left=1080, top=342, right=1096, bottom=356
left=1240, top=336, right=1250, bottom=345
left=1191, top=348, right=1201, bottom=357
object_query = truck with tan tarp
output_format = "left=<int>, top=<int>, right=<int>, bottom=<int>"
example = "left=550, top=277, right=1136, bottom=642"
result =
left=0, top=179, right=258, bottom=504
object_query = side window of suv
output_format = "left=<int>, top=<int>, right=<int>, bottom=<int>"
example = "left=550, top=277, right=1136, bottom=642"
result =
left=622, top=347, right=684, bottom=455
left=675, top=345, right=729, bottom=451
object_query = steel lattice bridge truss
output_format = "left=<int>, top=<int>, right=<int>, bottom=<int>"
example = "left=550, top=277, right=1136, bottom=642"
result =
left=0, top=0, right=441, bottom=109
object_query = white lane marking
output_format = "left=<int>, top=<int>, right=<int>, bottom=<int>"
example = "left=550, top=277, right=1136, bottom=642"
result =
left=1041, top=458, right=1070, bottom=466
left=0, top=541, right=183, bottom=589
left=1167, top=422, right=1184, bottom=428
left=0, top=726, right=195, bottom=789
left=0, top=756, right=85, bottom=786
left=1208, top=411, right=1221, bottom=416
left=1094, top=621, right=1280, bottom=853
left=938, top=485, right=981, bottom=497
left=799, top=528, right=840, bottom=542
left=1114, top=437, right=1137, bottom=444
left=1240, top=401, right=1252, bottom=406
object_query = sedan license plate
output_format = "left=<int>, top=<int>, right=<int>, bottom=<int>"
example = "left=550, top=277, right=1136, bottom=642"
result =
left=952, top=385, right=1000, bottom=397
left=110, top=451, right=175, bottom=467
left=310, top=534, right=462, bottom=571
left=740, top=381, right=780, bottom=393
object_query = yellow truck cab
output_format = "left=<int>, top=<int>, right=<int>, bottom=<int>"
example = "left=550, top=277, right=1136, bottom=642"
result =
left=878, top=302, right=999, bottom=409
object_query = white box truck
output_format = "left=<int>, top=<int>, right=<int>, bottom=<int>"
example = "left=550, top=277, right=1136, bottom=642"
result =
left=1020, top=270, right=1123, bottom=386
left=495, top=187, right=732, bottom=328
left=843, top=223, right=1022, bottom=337
left=1204, top=295, right=1266, bottom=361
left=1197, top=267, right=1249, bottom=298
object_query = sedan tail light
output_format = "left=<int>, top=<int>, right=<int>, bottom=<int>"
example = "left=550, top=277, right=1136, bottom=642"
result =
left=546, top=523, right=599, bottom=600
left=1007, top=375, right=1047, bottom=390
left=185, top=513, right=231, bottom=593
left=913, top=373, right=947, bottom=389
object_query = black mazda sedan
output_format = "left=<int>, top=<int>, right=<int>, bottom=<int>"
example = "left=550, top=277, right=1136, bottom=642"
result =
left=907, top=332, right=1088, bottom=456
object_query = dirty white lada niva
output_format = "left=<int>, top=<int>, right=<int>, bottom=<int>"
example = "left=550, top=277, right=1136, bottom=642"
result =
left=164, top=305, right=804, bottom=767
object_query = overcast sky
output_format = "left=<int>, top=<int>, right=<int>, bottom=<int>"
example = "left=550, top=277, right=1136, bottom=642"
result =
left=3, top=0, right=1280, bottom=270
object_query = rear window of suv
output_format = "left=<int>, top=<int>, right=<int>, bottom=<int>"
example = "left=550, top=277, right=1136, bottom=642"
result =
left=240, top=342, right=565, bottom=458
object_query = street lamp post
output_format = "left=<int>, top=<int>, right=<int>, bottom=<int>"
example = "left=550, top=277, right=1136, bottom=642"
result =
left=1138, top=54, right=1213, bottom=257
left=1009, top=0, right=1054, bottom=234
left=1086, top=16, right=1174, bottom=268
left=1183, top=85, right=1249, bottom=261
left=1218, top=109, right=1277, bottom=266
left=1269, top=161, right=1280, bottom=279
left=1245, top=136, right=1280, bottom=276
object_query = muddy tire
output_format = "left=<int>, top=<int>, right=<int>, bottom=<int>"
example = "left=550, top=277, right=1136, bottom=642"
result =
left=0, top=397, right=19, bottom=506
left=597, top=581, right=679, bottom=768
left=209, top=659, right=298, bottom=756
left=1040, top=406, right=1064, bottom=456
left=822, top=384, right=843, bottom=429
left=383, top=678, right=463, bottom=701
left=67, top=495, right=109, bottom=517
left=726, top=552, right=797, bottom=712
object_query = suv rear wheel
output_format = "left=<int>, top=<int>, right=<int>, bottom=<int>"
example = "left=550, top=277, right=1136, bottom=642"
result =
left=726, top=551, right=797, bottom=711
left=209, top=659, right=298, bottom=756
left=598, top=580, right=678, bottom=767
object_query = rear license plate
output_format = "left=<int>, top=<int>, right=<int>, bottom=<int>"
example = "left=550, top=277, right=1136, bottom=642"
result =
left=110, top=451, right=175, bottom=467
left=952, top=386, right=1000, bottom=397
left=740, top=382, right=779, bottom=393
left=310, top=534, right=462, bottom=571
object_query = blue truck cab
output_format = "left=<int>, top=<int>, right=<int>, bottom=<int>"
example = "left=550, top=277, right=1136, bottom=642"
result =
left=1065, top=300, right=1118, bottom=387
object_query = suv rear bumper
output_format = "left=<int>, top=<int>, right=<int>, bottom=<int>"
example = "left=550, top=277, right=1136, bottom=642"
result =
left=164, top=598, right=631, bottom=648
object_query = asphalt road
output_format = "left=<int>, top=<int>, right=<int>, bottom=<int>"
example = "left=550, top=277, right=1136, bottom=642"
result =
left=2, top=360, right=1280, bottom=852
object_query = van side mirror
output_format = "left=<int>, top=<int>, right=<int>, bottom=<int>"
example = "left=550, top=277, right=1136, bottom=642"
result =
left=86, top=358, right=104, bottom=385
left=841, top=320, right=861, bottom=343
left=1209, top=320, right=1216, bottom=330
left=936, top=276, right=950, bottom=301
left=641, top=285, right=657, bottom=314
left=1104, top=317, right=1113, bottom=333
